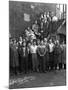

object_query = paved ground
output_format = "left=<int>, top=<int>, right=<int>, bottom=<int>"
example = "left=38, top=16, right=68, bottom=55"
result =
left=9, top=69, right=66, bottom=89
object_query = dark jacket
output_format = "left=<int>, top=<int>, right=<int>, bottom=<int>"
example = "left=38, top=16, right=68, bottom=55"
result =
left=54, top=45, right=62, bottom=64
left=12, top=44, right=19, bottom=67
left=20, top=47, right=28, bottom=58
left=61, top=45, right=66, bottom=64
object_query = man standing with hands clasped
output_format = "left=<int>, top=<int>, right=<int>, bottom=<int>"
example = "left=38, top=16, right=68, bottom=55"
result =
left=37, top=40, right=47, bottom=73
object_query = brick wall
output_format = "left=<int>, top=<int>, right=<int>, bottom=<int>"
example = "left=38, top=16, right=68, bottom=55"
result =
left=9, top=1, right=56, bottom=38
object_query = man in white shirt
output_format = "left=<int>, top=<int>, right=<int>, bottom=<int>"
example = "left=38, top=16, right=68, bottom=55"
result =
left=32, top=20, right=39, bottom=34
left=49, top=39, right=55, bottom=70
left=44, top=38, right=50, bottom=71
left=49, top=42, right=54, bottom=53
left=30, top=40, right=38, bottom=72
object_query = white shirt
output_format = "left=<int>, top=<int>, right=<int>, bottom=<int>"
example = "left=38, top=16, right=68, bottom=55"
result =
left=19, top=41, right=22, bottom=45
left=49, top=43, right=54, bottom=53
left=30, top=45, right=37, bottom=54
left=23, top=47, right=26, bottom=56
left=31, top=33, right=36, bottom=40
left=52, top=16, right=58, bottom=22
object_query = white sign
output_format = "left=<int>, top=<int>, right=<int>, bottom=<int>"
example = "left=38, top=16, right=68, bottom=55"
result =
left=24, top=13, right=30, bottom=22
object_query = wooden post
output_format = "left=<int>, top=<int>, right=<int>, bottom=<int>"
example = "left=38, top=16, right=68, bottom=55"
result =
left=63, top=4, right=64, bottom=19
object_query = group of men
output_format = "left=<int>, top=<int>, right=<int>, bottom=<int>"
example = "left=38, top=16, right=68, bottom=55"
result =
left=10, top=37, right=66, bottom=75
left=25, top=11, right=58, bottom=41
left=9, top=11, right=66, bottom=75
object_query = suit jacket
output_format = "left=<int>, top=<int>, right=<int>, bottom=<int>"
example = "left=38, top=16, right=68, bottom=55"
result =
left=18, top=42, right=23, bottom=54
left=20, top=47, right=28, bottom=58
left=61, top=45, right=66, bottom=64
left=11, top=44, right=19, bottom=67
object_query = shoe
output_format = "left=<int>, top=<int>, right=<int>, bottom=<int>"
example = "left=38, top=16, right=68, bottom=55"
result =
left=37, top=69, right=39, bottom=72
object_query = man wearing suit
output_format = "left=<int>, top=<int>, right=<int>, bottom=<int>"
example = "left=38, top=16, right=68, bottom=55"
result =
left=44, top=38, right=49, bottom=71
left=54, top=40, right=62, bottom=70
left=20, top=42, right=29, bottom=74
left=18, top=37, right=23, bottom=73
left=37, top=40, right=47, bottom=72
left=12, top=39, right=19, bottom=75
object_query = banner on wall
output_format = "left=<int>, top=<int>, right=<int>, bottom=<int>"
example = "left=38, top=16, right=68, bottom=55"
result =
left=24, top=13, right=30, bottom=22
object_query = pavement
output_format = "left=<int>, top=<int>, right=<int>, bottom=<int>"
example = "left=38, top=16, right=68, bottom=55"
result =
left=9, top=69, right=66, bottom=89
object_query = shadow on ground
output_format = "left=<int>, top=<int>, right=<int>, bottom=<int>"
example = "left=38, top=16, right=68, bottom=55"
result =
left=9, top=69, right=66, bottom=89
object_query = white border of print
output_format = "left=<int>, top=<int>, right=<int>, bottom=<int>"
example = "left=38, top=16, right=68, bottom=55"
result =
left=0, top=0, right=68, bottom=90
